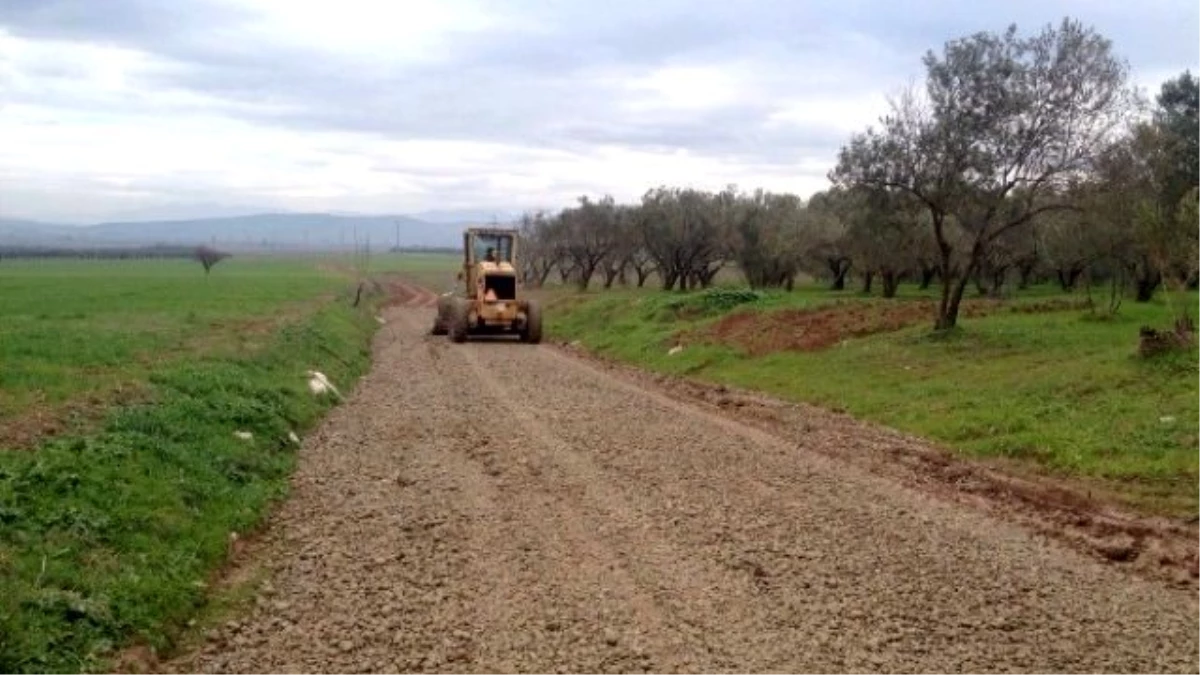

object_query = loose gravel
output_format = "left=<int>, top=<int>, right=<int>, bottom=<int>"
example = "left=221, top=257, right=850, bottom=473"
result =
left=174, top=300, right=1199, bottom=673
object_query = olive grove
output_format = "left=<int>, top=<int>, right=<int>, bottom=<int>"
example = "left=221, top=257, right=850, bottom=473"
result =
left=512, top=20, right=1197, bottom=330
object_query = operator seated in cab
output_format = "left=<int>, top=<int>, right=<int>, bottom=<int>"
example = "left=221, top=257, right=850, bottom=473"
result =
left=483, top=247, right=499, bottom=301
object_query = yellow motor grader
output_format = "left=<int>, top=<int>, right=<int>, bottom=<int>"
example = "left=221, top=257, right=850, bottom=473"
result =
left=431, top=227, right=542, bottom=344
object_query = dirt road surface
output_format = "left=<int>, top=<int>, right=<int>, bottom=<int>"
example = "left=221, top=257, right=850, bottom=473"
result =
left=176, top=291, right=1199, bottom=673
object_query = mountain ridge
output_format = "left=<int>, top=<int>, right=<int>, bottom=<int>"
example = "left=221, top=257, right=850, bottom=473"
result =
left=0, top=211, right=518, bottom=250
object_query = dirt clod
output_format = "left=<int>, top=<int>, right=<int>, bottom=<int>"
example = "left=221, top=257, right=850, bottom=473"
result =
left=1097, top=538, right=1140, bottom=562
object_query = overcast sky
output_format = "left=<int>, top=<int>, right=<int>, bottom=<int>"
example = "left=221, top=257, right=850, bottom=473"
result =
left=1, top=0, right=1196, bottom=224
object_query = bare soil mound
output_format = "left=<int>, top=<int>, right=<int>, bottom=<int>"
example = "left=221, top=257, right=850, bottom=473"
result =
left=706, top=297, right=1087, bottom=355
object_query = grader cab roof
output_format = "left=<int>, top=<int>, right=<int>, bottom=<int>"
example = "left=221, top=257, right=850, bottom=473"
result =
left=465, top=227, right=518, bottom=236
left=463, top=228, right=517, bottom=267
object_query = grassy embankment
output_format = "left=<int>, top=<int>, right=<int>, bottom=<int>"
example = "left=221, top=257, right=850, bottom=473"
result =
left=545, top=282, right=1199, bottom=517
left=0, top=254, right=414, bottom=672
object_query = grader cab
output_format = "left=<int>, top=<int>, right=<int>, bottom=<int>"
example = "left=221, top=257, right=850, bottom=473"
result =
left=431, top=227, right=542, bottom=344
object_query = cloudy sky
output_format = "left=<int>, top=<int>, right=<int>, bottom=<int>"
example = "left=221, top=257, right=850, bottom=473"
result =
left=1, top=0, right=1196, bottom=224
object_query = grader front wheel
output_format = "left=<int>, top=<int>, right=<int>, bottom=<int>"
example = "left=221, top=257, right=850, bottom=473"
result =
left=430, top=296, right=450, bottom=335
left=430, top=314, right=448, bottom=336
left=449, top=299, right=471, bottom=343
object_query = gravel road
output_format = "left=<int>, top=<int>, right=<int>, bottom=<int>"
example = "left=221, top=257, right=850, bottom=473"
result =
left=176, top=297, right=1199, bottom=673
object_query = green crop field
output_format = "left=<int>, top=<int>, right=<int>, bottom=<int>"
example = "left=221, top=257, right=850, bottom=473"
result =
left=3, top=258, right=335, bottom=438
left=384, top=252, right=460, bottom=291
left=0, top=254, right=401, bottom=672
left=546, top=283, right=1200, bottom=517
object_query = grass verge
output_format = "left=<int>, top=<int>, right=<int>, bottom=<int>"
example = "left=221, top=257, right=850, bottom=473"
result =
left=547, top=285, right=1199, bottom=517
left=0, top=291, right=380, bottom=672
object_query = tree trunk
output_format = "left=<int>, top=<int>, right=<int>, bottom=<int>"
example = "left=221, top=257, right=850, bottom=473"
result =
left=1057, top=267, right=1082, bottom=292
left=602, top=266, right=619, bottom=289
left=881, top=271, right=900, bottom=298
left=934, top=235, right=978, bottom=332
left=919, top=264, right=938, bottom=290
left=636, top=266, right=651, bottom=288
left=936, top=273, right=972, bottom=331
left=577, top=262, right=596, bottom=291
left=1134, top=271, right=1161, bottom=302
left=989, top=268, right=1007, bottom=298
left=828, top=258, right=850, bottom=291
left=1109, top=269, right=1125, bottom=315
left=861, top=271, right=875, bottom=294
left=973, top=269, right=988, bottom=296
left=1137, top=277, right=1156, bottom=300
left=1017, top=261, right=1036, bottom=290
left=661, top=269, right=678, bottom=291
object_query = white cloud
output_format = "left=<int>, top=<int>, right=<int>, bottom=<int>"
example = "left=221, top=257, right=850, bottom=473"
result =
left=0, top=86, right=828, bottom=221
left=622, top=64, right=750, bottom=112
left=228, top=0, right=519, bottom=65
left=0, top=0, right=1197, bottom=224
left=765, top=93, right=893, bottom=135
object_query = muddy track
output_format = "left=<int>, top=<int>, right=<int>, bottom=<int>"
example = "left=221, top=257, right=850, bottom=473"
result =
left=172, top=300, right=1199, bottom=673
left=381, top=278, right=440, bottom=309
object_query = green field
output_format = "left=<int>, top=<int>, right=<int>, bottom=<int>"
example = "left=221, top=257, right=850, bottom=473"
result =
left=546, top=283, right=1199, bottom=516
left=0, top=255, right=395, bottom=672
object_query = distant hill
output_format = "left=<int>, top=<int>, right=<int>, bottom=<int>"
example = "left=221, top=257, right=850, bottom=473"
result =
left=93, top=201, right=285, bottom=223
left=407, top=208, right=521, bottom=224
left=0, top=213, right=492, bottom=251
left=0, top=218, right=84, bottom=246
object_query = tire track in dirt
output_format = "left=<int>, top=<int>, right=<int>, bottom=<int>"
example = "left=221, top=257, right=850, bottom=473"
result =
left=552, top=341, right=1200, bottom=589
left=384, top=278, right=440, bottom=309
left=454, top=339, right=759, bottom=671
left=408, top=310, right=687, bottom=672
left=484, top=339, right=1198, bottom=672
left=173, top=303, right=1199, bottom=674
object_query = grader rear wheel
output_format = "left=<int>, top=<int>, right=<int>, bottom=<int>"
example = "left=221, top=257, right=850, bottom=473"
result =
left=521, top=300, right=543, bottom=344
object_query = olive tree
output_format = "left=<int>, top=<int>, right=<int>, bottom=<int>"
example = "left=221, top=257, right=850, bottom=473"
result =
left=802, top=189, right=854, bottom=290
left=840, top=187, right=924, bottom=297
left=559, top=195, right=622, bottom=290
left=1154, top=71, right=1199, bottom=214
left=639, top=187, right=729, bottom=291
left=597, top=204, right=645, bottom=288
left=833, top=18, right=1135, bottom=330
left=735, top=189, right=807, bottom=290
left=516, top=210, right=559, bottom=287
left=1032, top=185, right=1105, bottom=292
